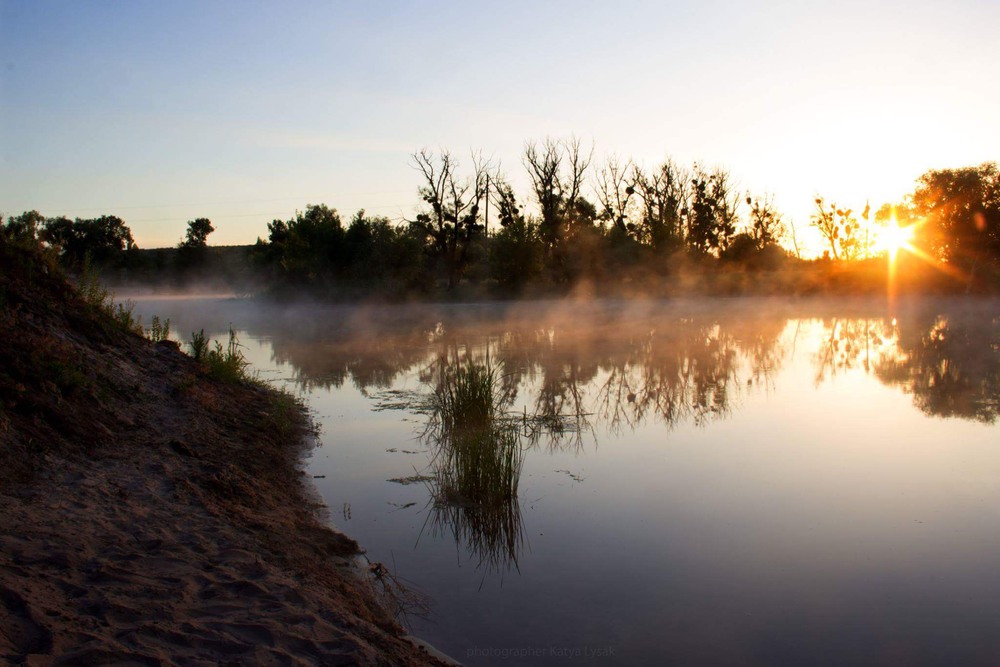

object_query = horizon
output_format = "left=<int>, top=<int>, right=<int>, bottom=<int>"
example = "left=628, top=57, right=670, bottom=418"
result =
left=2, top=1, right=998, bottom=255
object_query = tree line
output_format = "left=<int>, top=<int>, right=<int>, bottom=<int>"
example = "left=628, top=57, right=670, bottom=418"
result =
left=3, top=142, right=998, bottom=296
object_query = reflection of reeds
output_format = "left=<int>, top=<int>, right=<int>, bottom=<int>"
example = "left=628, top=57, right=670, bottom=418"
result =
left=423, top=361, right=526, bottom=574
left=427, top=432, right=526, bottom=575
left=433, top=424, right=523, bottom=509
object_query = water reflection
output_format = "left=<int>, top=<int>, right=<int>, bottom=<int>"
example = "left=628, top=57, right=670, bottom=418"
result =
left=265, top=307, right=794, bottom=435
left=131, top=297, right=1000, bottom=661
left=419, top=360, right=527, bottom=574
left=145, top=297, right=1000, bottom=431
left=875, top=310, right=1000, bottom=423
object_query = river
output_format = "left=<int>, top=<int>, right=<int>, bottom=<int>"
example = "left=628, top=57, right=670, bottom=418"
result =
left=131, top=296, right=1000, bottom=666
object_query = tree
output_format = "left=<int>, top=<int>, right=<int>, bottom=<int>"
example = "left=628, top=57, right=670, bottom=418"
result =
left=632, top=161, right=687, bottom=252
left=257, top=204, right=345, bottom=286
left=906, top=163, right=1000, bottom=268
left=2, top=210, right=45, bottom=244
left=176, top=217, right=216, bottom=271
left=746, top=194, right=786, bottom=250
left=490, top=175, right=523, bottom=231
left=409, top=149, right=489, bottom=289
left=594, top=155, right=636, bottom=236
left=180, top=218, right=215, bottom=249
left=40, top=215, right=136, bottom=269
left=810, top=198, right=869, bottom=261
left=486, top=174, right=544, bottom=289
left=523, top=137, right=593, bottom=253
left=343, top=210, right=427, bottom=290
left=687, top=166, right=739, bottom=255
left=490, top=219, right=544, bottom=291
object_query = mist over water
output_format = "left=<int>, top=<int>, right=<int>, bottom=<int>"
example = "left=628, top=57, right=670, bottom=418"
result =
left=134, top=296, right=1000, bottom=665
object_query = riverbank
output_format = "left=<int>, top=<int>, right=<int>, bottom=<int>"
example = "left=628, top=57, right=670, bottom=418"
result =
left=0, top=242, right=450, bottom=665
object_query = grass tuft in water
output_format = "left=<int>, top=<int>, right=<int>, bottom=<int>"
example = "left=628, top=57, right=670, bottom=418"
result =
left=423, top=360, right=526, bottom=572
left=431, top=361, right=509, bottom=436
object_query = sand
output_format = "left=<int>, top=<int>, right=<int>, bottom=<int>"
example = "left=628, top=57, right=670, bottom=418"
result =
left=0, top=243, right=453, bottom=666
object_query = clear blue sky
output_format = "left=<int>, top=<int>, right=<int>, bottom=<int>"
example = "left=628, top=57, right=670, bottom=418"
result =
left=2, top=0, right=998, bottom=251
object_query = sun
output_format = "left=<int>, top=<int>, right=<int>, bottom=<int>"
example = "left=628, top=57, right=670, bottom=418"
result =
left=876, top=217, right=915, bottom=258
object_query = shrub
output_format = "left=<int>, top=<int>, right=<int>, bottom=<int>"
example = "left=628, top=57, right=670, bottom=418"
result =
left=189, top=329, right=209, bottom=363
left=205, top=328, right=258, bottom=385
left=146, top=315, right=171, bottom=343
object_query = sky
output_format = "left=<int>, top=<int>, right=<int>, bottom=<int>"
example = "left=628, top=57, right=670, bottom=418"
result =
left=1, top=0, right=998, bottom=252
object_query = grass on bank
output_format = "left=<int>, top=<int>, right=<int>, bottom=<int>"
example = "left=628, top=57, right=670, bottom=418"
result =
left=188, top=328, right=259, bottom=386
left=78, top=256, right=259, bottom=388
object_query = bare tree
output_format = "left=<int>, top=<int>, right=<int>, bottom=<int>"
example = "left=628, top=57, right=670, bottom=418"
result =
left=522, top=136, right=593, bottom=250
left=489, top=172, right=523, bottom=229
left=632, top=160, right=688, bottom=250
left=594, top=155, right=636, bottom=234
left=410, top=149, right=490, bottom=288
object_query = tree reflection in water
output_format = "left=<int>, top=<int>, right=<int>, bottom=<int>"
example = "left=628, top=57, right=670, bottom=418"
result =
left=251, top=300, right=1000, bottom=573
left=805, top=305, right=1000, bottom=423
left=875, top=308, right=1000, bottom=423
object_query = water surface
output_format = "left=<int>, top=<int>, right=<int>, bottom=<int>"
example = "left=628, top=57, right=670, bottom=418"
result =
left=132, top=297, right=1000, bottom=666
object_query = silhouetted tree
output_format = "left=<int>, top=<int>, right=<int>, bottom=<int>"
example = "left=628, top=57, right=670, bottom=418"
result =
left=904, top=163, right=1000, bottom=277
left=2, top=210, right=45, bottom=244
left=180, top=218, right=215, bottom=249
left=488, top=175, right=544, bottom=290
left=810, top=198, right=869, bottom=261
left=176, top=217, right=215, bottom=270
left=594, top=156, right=636, bottom=236
left=632, top=161, right=687, bottom=252
left=40, top=215, right=136, bottom=269
left=687, top=166, right=739, bottom=255
left=409, top=149, right=490, bottom=289
left=257, top=204, right=345, bottom=287
left=343, top=209, right=427, bottom=290
left=746, top=194, right=786, bottom=250
left=523, top=137, right=592, bottom=255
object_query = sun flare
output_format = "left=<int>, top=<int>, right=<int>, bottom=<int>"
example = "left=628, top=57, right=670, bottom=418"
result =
left=877, top=218, right=916, bottom=257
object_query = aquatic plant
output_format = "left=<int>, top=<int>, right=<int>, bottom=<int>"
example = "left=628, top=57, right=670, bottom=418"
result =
left=432, top=422, right=523, bottom=509
left=422, top=360, right=527, bottom=573
left=430, top=361, right=508, bottom=436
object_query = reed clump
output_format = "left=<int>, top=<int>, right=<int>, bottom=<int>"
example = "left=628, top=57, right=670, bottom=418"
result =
left=425, top=360, right=526, bottom=571
left=431, top=362, right=506, bottom=436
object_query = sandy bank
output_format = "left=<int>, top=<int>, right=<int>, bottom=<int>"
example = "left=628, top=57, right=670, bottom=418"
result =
left=0, top=243, right=451, bottom=665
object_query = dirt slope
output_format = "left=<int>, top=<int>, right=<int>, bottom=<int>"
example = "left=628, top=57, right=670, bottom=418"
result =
left=0, top=241, right=448, bottom=665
